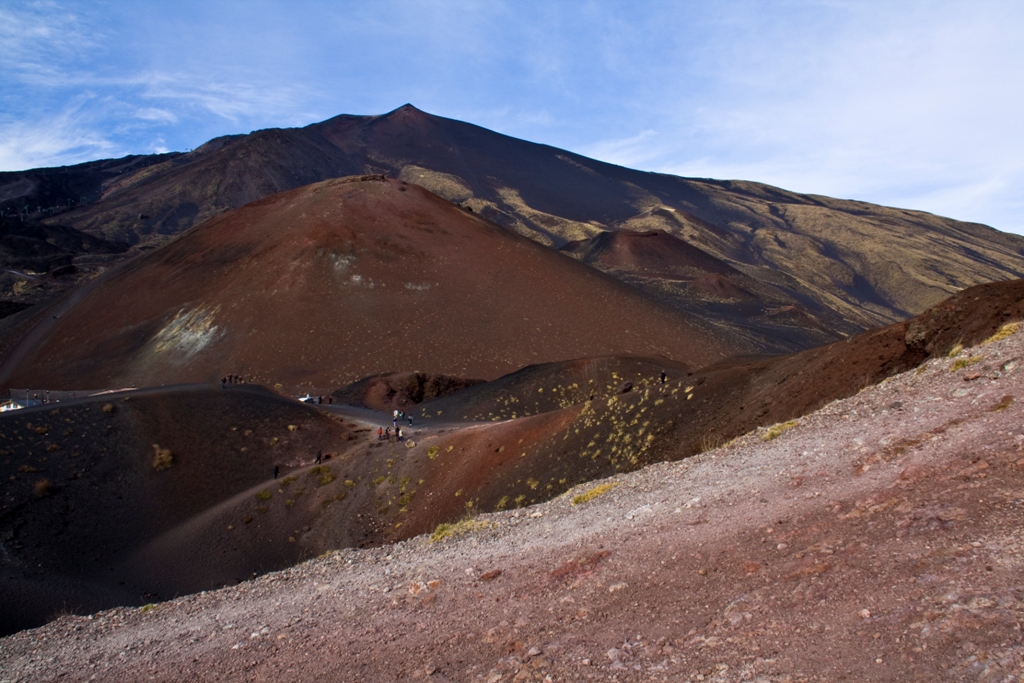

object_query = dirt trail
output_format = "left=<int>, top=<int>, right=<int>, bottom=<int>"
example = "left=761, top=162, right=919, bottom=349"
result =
left=3, top=328, right=1024, bottom=682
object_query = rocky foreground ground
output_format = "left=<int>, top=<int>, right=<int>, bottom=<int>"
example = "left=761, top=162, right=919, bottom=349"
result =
left=3, top=328, right=1024, bottom=682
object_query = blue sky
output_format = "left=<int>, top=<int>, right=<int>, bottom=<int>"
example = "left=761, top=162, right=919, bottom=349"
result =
left=2, top=1, right=1023, bottom=234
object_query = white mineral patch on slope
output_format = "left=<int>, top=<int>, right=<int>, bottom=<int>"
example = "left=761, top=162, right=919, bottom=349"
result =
left=149, top=306, right=223, bottom=358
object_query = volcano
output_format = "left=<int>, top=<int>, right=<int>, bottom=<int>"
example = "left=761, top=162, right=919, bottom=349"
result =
left=5, top=105, right=1024, bottom=348
left=0, top=175, right=746, bottom=391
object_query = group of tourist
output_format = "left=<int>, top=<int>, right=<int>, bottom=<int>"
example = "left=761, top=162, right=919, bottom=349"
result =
left=220, top=374, right=245, bottom=387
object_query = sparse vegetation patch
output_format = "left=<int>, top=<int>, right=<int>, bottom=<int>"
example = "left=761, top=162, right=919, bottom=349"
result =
left=309, top=465, right=335, bottom=486
left=950, top=355, right=984, bottom=372
left=572, top=482, right=618, bottom=505
left=429, top=518, right=491, bottom=543
left=983, top=321, right=1021, bottom=345
left=762, top=420, right=799, bottom=441
left=151, top=444, right=174, bottom=470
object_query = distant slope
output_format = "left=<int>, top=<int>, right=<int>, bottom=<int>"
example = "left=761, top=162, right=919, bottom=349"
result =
left=405, top=277, right=1024, bottom=471
left=0, top=384, right=361, bottom=635
left=0, top=175, right=744, bottom=391
left=10, top=105, right=1023, bottom=344
left=559, top=229, right=840, bottom=350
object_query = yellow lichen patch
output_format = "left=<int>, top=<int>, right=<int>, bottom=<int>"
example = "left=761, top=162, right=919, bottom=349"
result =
left=572, top=482, right=618, bottom=505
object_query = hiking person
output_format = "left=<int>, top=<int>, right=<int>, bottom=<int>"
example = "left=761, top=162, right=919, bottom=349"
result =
left=660, top=370, right=667, bottom=384
left=318, top=396, right=323, bottom=405
left=315, top=450, right=322, bottom=464
left=408, top=414, right=413, bottom=426
left=377, top=427, right=383, bottom=440
left=385, top=427, right=391, bottom=440
left=396, top=426, right=403, bottom=441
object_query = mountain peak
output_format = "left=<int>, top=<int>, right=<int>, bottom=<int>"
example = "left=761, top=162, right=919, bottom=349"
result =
left=386, top=103, right=425, bottom=116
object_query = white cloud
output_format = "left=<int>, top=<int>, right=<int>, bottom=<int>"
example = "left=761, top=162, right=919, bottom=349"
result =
left=579, top=130, right=659, bottom=170
left=135, top=108, right=178, bottom=124
left=0, top=106, right=120, bottom=170
left=577, top=1, right=1024, bottom=233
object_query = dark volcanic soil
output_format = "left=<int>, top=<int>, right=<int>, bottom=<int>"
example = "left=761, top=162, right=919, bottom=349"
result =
left=0, top=384, right=362, bottom=635
left=332, top=371, right=485, bottom=412
left=559, top=229, right=843, bottom=352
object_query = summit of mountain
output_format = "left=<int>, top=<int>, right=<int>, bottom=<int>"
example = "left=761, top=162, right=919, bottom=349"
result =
left=5, top=105, right=1024, bottom=348
left=0, top=175, right=744, bottom=392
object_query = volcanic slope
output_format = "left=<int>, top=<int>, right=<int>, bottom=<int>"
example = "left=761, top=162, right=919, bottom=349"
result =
left=367, top=279, right=1024, bottom=509
left=6, top=298, right=1024, bottom=681
left=560, top=229, right=839, bottom=351
left=3, top=279, right=1021, bottom=637
left=0, top=384, right=364, bottom=636
left=303, top=280, right=1024, bottom=554
left=0, top=175, right=743, bottom=391
left=14, top=104, right=1024, bottom=347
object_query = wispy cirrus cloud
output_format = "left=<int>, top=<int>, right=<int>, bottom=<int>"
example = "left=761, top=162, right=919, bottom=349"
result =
left=0, top=102, right=121, bottom=170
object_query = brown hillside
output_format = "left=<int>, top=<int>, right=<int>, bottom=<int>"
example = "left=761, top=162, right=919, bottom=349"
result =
left=330, top=371, right=484, bottom=412
left=411, top=279, right=1024, bottom=460
left=2, top=279, right=1021, bottom=638
left=0, top=175, right=743, bottom=391
left=5, top=289, right=1024, bottom=680
left=560, top=229, right=840, bottom=351
left=559, top=228, right=739, bottom=276
left=7, top=105, right=1022, bottom=346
